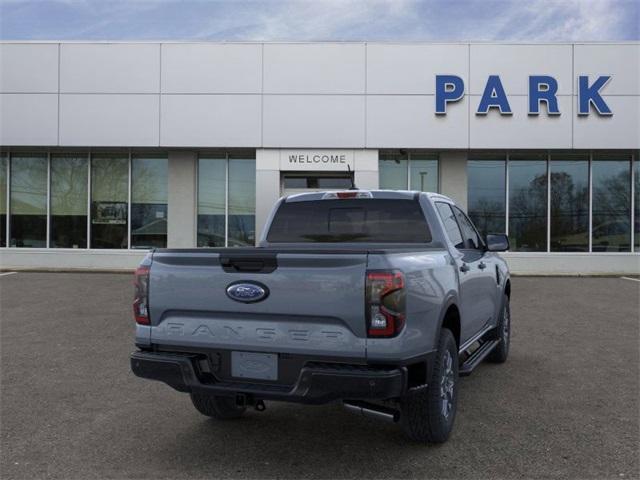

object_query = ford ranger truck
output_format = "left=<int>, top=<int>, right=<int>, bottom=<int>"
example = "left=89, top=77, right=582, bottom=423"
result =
left=130, top=190, right=511, bottom=443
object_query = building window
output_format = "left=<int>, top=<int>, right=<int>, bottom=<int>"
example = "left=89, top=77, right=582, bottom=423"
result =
left=228, top=154, right=256, bottom=246
left=508, top=153, right=548, bottom=252
left=131, top=155, right=168, bottom=248
left=467, top=150, right=637, bottom=253
left=592, top=153, right=631, bottom=252
left=91, top=154, right=128, bottom=249
left=10, top=154, right=47, bottom=248
left=379, top=151, right=438, bottom=192
left=550, top=154, right=589, bottom=252
left=50, top=154, right=88, bottom=248
left=0, top=154, right=6, bottom=247
left=467, top=155, right=506, bottom=239
left=197, top=152, right=256, bottom=247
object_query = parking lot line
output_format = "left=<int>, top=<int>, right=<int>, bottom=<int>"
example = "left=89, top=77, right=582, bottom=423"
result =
left=620, top=276, right=640, bottom=282
left=0, top=272, right=17, bottom=277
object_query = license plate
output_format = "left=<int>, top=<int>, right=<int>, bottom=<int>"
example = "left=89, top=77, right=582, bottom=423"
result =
left=231, top=351, right=278, bottom=381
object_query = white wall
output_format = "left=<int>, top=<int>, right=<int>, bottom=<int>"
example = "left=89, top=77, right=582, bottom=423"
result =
left=1, top=41, right=638, bottom=149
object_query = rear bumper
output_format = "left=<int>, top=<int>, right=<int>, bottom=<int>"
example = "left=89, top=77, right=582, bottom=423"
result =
left=130, top=350, right=407, bottom=404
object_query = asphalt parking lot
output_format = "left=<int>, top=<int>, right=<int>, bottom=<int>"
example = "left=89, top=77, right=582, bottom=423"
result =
left=1, top=273, right=638, bottom=480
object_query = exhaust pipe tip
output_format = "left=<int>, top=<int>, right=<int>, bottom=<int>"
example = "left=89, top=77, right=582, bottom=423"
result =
left=343, top=401, right=399, bottom=423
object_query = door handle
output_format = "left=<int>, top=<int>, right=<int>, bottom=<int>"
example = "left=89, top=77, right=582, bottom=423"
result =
left=460, top=263, right=470, bottom=273
left=478, top=261, right=487, bottom=270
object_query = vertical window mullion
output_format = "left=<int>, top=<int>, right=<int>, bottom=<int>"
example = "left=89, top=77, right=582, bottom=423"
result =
left=224, top=152, right=229, bottom=247
left=87, top=152, right=91, bottom=250
left=589, top=151, right=593, bottom=253
left=546, top=152, right=551, bottom=252
left=127, top=150, right=132, bottom=249
left=46, top=151, right=51, bottom=248
left=407, top=152, right=411, bottom=189
left=6, top=152, right=10, bottom=247
left=505, top=152, right=510, bottom=238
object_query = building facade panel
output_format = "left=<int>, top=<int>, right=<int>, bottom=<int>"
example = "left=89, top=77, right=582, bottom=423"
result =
left=0, top=44, right=58, bottom=93
left=59, top=94, right=160, bottom=146
left=263, top=43, right=365, bottom=94
left=469, top=95, right=573, bottom=149
left=160, top=94, right=261, bottom=147
left=573, top=96, right=640, bottom=149
left=366, top=43, right=468, bottom=94
left=573, top=43, right=640, bottom=95
left=469, top=44, right=574, bottom=95
left=161, top=43, right=262, bottom=94
left=60, top=43, right=160, bottom=93
left=262, top=95, right=365, bottom=147
left=366, top=95, right=469, bottom=148
left=0, top=94, right=58, bottom=145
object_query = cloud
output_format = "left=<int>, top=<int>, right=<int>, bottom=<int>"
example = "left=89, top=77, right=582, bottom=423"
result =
left=0, top=0, right=637, bottom=41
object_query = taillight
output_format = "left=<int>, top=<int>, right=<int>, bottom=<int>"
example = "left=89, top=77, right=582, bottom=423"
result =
left=366, top=270, right=406, bottom=337
left=133, top=265, right=150, bottom=325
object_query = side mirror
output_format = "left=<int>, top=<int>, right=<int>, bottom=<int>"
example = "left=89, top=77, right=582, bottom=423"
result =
left=486, top=234, right=509, bottom=252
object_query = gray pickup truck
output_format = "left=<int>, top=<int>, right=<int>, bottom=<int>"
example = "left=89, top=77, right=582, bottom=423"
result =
left=131, top=190, right=511, bottom=443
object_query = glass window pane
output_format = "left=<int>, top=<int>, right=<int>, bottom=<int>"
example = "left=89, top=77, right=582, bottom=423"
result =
left=635, top=156, right=639, bottom=250
left=592, top=154, right=631, bottom=252
left=508, top=154, right=548, bottom=251
left=468, top=158, right=506, bottom=238
left=198, top=157, right=226, bottom=247
left=0, top=154, right=6, bottom=247
left=379, top=151, right=408, bottom=190
left=50, top=154, right=88, bottom=248
left=91, top=155, right=128, bottom=249
left=10, top=154, right=47, bottom=248
left=228, top=157, right=256, bottom=247
left=131, top=155, right=168, bottom=248
left=549, top=155, right=589, bottom=252
left=453, top=206, right=483, bottom=250
left=435, top=202, right=464, bottom=248
left=409, top=155, right=438, bottom=192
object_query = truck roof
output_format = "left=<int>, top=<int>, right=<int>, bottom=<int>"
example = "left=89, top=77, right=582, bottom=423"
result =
left=283, top=190, right=455, bottom=204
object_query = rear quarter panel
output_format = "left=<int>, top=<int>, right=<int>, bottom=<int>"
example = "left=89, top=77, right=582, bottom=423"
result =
left=366, top=250, right=457, bottom=362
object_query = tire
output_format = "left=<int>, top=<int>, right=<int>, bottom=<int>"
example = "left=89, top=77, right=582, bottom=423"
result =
left=190, top=393, right=246, bottom=420
left=400, top=328, right=458, bottom=443
left=487, top=293, right=510, bottom=363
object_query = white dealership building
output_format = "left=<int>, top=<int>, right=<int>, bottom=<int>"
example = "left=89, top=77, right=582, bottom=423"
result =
left=0, top=41, right=638, bottom=274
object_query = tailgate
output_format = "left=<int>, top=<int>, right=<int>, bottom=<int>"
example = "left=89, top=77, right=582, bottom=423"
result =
left=148, top=250, right=368, bottom=359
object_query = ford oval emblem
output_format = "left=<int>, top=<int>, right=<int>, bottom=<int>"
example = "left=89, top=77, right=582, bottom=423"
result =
left=226, top=281, right=269, bottom=303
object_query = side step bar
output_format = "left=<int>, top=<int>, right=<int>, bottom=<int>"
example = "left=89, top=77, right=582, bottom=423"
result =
left=459, top=339, right=501, bottom=377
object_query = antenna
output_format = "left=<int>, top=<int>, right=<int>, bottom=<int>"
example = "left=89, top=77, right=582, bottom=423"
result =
left=347, top=164, right=358, bottom=190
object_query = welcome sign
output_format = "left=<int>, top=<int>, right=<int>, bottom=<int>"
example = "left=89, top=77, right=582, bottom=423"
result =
left=279, top=150, right=355, bottom=171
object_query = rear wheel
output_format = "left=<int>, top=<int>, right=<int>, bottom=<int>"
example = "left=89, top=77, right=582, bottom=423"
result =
left=190, top=393, right=246, bottom=420
left=487, top=294, right=510, bottom=363
left=400, top=328, right=458, bottom=443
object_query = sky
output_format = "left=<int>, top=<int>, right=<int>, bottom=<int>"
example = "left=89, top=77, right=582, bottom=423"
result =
left=0, top=0, right=638, bottom=42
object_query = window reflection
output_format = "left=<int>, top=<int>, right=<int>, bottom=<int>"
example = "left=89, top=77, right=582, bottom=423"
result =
left=379, top=151, right=408, bottom=189
left=468, top=157, right=506, bottom=238
left=592, top=155, right=631, bottom=252
left=550, top=155, right=589, bottom=252
left=409, top=155, right=438, bottom=192
left=10, top=154, right=47, bottom=247
left=50, top=155, right=88, bottom=248
left=508, top=154, right=547, bottom=251
left=197, top=156, right=226, bottom=247
left=0, top=155, right=6, bottom=247
left=635, top=158, right=639, bottom=251
left=131, top=156, right=168, bottom=248
left=91, top=155, right=128, bottom=249
left=228, top=157, right=256, bottom=246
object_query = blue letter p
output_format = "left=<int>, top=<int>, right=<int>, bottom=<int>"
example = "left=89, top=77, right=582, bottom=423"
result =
left=435, top=75, right=464, bottom=115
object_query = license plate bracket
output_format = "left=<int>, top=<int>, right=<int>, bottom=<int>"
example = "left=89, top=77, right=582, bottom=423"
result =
left=231, top=351, right=278, bottom=381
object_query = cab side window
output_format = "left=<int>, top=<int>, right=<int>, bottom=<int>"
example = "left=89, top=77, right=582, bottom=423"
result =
left=452, top=206, right=484, bottom=250
left=435, top=202, right=464, bottom=249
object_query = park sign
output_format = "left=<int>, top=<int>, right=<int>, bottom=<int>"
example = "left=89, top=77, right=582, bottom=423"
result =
left=435, top=75, right=613, bottom=116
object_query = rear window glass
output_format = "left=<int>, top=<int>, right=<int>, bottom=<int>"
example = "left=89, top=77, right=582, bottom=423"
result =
left=267, top=198, right=432, bottom=243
